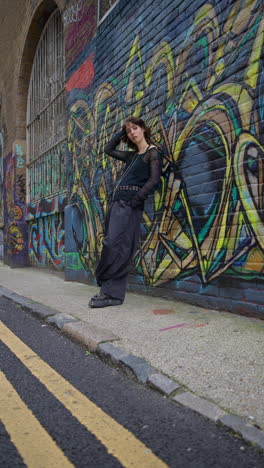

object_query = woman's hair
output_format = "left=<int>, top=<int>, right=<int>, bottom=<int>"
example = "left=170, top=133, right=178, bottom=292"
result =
left=122, top=117, right=153, bottom=149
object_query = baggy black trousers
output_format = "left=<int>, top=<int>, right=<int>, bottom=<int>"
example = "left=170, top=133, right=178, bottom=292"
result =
left=95, top=199, right=143, bottom=301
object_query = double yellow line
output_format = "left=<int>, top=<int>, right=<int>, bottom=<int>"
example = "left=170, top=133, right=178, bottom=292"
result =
left=0, top=321, right=168, bottom=467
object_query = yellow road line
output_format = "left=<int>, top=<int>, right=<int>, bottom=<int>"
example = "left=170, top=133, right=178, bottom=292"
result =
left=0, top=321, right=168, bottom=468
left=0, top=370, right=74, bottom=468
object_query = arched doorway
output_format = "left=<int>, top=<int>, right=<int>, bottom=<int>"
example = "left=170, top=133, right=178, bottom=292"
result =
left=27, top=8, right=66, bottom=203
left=26, top=7, right=67, bottom=269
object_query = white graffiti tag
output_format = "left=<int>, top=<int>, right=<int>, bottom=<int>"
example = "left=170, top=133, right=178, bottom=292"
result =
left=63, top=0, right=84, bottom=26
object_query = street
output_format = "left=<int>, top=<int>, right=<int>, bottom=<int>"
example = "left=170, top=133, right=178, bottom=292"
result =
left=0, top=296, right=263, bottom=467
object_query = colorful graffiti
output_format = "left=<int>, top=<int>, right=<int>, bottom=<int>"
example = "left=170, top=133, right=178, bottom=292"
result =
left=66, top=0, right=264, bottom=287
left=0, top=131, right=4, bottom=228
left=27, top=194, right=66, bottom=268
left=29, top=212, right=65, bottom=269
left=26, top=193, right=67, bottom=221
left=4, top=153, right=15, bottom=222
left=0, top=131, right=4, bottom=259
left=7, top=223, right=24, bottom=255
left=3, top=148, right=28, bottom=265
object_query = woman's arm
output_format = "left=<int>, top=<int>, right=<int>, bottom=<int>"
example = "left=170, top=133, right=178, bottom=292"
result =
left=130, top=147, right=162, bottom=207
left=104, top=131, right=132, bottom=161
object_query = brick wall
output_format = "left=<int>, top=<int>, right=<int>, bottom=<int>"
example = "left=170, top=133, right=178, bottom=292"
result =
left=65, top=0, right=264, bottom=318
left=1, top=0, right=264, bottom=316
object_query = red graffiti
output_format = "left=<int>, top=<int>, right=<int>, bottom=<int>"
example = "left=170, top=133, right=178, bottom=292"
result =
left=66, top=53, right=94, bottom=92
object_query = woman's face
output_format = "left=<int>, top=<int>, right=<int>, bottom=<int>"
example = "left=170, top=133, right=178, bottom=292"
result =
left=125, top=122, right=146, bottom=145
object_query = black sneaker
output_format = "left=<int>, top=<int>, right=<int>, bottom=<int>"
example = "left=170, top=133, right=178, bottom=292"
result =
left=88, top=292, right=123, bottom=308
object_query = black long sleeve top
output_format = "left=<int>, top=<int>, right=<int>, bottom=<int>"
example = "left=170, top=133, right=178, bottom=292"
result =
left=104, top=131, right=162, bottom=207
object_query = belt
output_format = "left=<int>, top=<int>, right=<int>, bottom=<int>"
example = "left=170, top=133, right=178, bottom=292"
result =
left=115, top=185, right=140, bottom=192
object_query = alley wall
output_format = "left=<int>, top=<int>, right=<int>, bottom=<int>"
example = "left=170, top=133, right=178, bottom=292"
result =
left=1, top=0, right=264, bottom=317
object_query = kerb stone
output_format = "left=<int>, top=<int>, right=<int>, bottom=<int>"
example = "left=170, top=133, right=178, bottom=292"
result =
left=148, top=373, right=181, bottom=396
left=28, top=303, right=59, bottom=318
left=173, top=392, right=227, bottom=422
left=97, top=342, right=129, bottom=365
left=119, top=354, right=156, bottom=384
left=47, top=313, right=79, bottom=329
left=220, top=415, right=264, bottom=450
left=0, top=287, right=59, bottom=318
left=62, top=321, right=119, bottom=352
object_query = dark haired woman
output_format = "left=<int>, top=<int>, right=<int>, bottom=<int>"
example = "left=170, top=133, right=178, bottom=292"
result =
left=89, top=117, right=161, bottom=308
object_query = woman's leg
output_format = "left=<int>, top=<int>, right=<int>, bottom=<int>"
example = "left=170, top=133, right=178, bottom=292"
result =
left=90, top=200, right=142, bottom=305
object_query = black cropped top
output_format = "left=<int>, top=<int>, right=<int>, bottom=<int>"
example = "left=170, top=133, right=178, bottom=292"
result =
left=104, top=131, right=162, bottom=207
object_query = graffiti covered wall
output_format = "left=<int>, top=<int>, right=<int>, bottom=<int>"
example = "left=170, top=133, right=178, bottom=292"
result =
left=3, top=142, right=28, bottom=266
left=0, top=131, right=4, bottom=229
left=0, top=131, right=4, bottom=258
left=64, top=0, right=264, bottom=316
left=26, top=194, right=67, bottom=269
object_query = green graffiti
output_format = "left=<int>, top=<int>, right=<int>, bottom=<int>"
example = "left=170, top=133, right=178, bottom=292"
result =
left=65, top=252, right=84, bottom=270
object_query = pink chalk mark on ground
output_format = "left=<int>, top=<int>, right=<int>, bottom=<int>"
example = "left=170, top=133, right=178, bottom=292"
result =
left=153, top=309, right=176, bottom=315
left=159, top=323, right=208, bottom=331
left=159, top=323, right=190, bottom=331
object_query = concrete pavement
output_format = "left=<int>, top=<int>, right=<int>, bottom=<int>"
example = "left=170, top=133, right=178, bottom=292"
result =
left=0, top=261, right=263, bottom=449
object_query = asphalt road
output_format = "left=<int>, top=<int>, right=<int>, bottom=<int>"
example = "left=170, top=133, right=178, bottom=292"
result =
left=0, top=295, right=263, bottom=468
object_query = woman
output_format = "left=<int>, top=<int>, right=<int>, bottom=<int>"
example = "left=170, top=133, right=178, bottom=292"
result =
left=89, top=116, right=161, bottom=308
